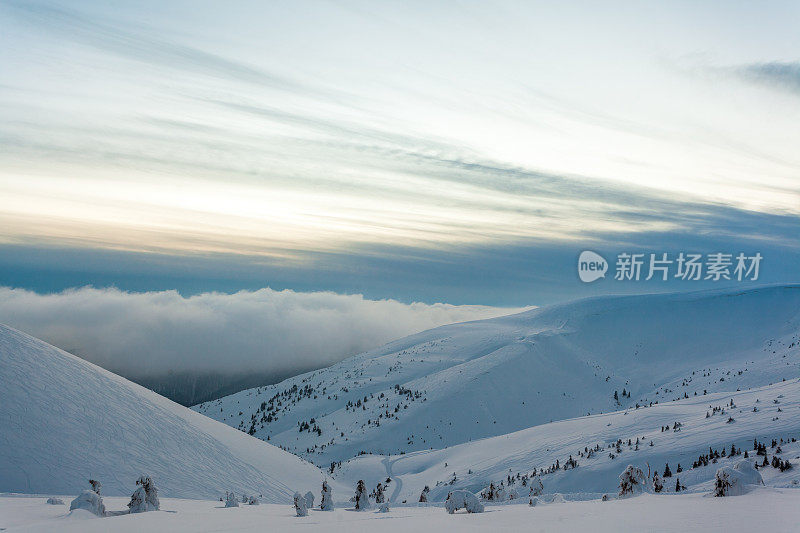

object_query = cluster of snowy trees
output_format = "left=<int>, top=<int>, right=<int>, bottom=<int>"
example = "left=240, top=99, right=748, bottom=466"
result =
left=68, top=476, right=159, bottom=517
left=476, top=471, right=545, bottom=505
left=127, top=475, right=160, bottom=513
left=471, top=450, right=579, bottom=497
left=445, top=490, right=484, bottom=514
left=222, top=491, right=261, bottom=507
left=290, top=480, right=334, bottom=516
left=200, top=363, right=434, bottom=459
left=615, top=453, right=769, bottom=500
left=413, top=427, right=797, bottom=510
left=292, top=478, right=393, bottom=517
left=613, top=389, right=631, bottom=404
left=293, top=492, right=313, bottom=516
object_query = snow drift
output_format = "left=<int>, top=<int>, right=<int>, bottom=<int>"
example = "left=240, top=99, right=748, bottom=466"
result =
left=0, top=324, right=335, bottom=500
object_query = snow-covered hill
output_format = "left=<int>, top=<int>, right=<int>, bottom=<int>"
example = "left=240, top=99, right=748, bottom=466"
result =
left=0, top=324, right=338, bottom=500
left=335, top=378, right=800, bottom=502
left=194, top=285, right=800, bottom=465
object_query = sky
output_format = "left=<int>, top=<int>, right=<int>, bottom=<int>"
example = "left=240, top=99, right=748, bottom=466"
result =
left=0, top=1, right=798, bottom=390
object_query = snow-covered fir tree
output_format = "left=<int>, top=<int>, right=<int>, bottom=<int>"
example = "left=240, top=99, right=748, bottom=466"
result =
left=224, top=491, right=239, bottom=508
left=320, top=480, right=334, bottom=511
left=652, top=472, right=663, bottom=493
left=618, top=465, right=646, bottom=498
left=354, top=480, right=370, bottom=510
left=419, top=485, right=430, bottom=503
left=128, top=475, right=159, bottom=513
left=529, top=474, right=544, bottom=497
left=294, top=492, right=308, bottom=516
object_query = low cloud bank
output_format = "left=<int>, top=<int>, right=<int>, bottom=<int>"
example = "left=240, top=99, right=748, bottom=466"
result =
left=0, top=286, right=520, bottom=385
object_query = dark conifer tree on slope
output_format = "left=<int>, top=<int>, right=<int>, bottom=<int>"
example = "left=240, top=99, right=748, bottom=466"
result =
left=419, top=486, right=430, bottom=503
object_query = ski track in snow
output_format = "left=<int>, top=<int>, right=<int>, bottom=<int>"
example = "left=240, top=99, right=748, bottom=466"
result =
left=382, top=457, right=403, bottom=503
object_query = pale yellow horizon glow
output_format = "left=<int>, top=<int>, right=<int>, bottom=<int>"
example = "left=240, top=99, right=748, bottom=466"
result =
left=1, top=1, right=799, bottom=260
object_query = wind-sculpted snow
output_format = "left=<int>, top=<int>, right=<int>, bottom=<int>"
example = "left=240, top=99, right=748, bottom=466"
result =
left=0, top=325, right=337, bottom=500
left=195, top=285, right=800, bottom=465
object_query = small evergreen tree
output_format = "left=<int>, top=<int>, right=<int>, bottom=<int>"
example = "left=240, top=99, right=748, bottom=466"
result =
left=354, top=480, right=370, bottom=510
left=419, top=485, right=430, bottom=503
left=652, top=472, right=663, bottom=493
left=320, top=480, right=334, bottom=511
left=224, top=491, right=239, bottom=508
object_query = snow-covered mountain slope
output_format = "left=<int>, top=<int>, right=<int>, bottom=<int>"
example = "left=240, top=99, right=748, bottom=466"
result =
left=335, top=378, right=800, bottom=502
left=194, top=285, right=800, bottom=465
left=0, top=324, right=339, bottom=500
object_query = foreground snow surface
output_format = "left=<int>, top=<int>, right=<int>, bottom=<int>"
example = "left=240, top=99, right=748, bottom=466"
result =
left=2, top=490, right=800, bottom=532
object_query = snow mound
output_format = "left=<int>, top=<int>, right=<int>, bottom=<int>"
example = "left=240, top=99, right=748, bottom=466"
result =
left=713, top=460, right=764, bottom=496
left=69, top=490, right=105, bottom=517
left=445, top=490, right=484, bottom=513
left=0, top=324, right=334, bottom=500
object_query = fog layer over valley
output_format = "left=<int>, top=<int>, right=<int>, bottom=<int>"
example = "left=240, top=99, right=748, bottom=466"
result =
left=0, top=286, right=517, bottom=404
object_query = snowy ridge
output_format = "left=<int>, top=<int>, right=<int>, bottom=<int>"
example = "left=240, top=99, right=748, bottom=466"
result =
left=194, top=285, right=800, bottom=466
left=0, top=324, right=341, bottom=500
